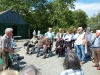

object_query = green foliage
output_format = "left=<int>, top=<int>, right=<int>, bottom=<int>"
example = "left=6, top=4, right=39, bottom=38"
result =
left=72, top=9, right=88, bottom=29
left=52, top=26, right=59, bottom=33
left=68, top=26, right=77, bottom=33
left=88, top=12, right=100, bottom=32
left=0, top=0, right=88, bottom=34
left=48, top=0, right=75, bottom=28
left=52, top=25, right=77, bottom=34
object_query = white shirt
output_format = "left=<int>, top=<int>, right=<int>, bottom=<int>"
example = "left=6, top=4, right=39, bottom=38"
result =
left=74, top=33, right=79, bottom=40
left=75, top=32, right=86, bottom=45
left=63, top=34, right=72, bottom=41
left=56, top=33, right=62, bottom=38
left=60, top=69, right=84, bottom=75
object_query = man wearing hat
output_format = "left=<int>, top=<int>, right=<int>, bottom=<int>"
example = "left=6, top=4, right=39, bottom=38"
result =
left=92, top=30, right=100, bottom=70
left=45, top=28, right=54, bottom=43
left=75, top=27, right=87, bottom=64
left=26, top=32, right=38, bottom=55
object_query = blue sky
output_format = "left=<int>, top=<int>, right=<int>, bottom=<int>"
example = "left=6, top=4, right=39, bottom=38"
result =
left=48, top=0, right=100, bottom=17
left=75, top=0, right=100, bottom=17
left=76, top=0, right=100, bottom=3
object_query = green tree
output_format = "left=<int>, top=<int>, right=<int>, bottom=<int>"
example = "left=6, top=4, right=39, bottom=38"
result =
left=73, top=9, right=88, bottom=29
left=88, top=12, right=100, bottom=32
left=0, top=0, right=48, bottom=33
left=0, top=0, right=77, bottom=33
left=47, top=0, right=76, bottom=28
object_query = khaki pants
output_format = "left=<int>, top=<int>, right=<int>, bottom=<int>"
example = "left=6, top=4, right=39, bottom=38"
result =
left=0, top=49, right=12, bottom=70
left=94, top=48, right=100, bottom=65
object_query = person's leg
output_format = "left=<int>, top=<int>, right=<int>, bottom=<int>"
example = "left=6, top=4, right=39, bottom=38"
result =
left=65, top=47, right=68, bottom=53
left=74, top=42, right=77, bottom=53
left=27, top=44, right=34, bottom=50
left=81, top=45, right=85, bottom=63
left=93, top=48, right=99, bottom=66
left=75, top=45, right=77, bottom=53
left=67, top=46, right=71, bottom=51
left=87, top=42, right=91, bottom=57
left=91, top=48, right=94, bottom=60
left=96, top=49, right=100, bottom=69
left=55, top=48, right=58, bottom=55
left=8, top=55, right=12, bottom=68
left=70, top=42, right=72, bottom=50
left=59, top=47, right=63, bottom=55
left=43, top=47, right=47, bottom=58
left=76, top=45, right=81, bottom=60
left=31, top=47, right=36, bottom=53
left=56, top=48, right=60, bottom=57
left=48, top=47, right=52, bottom=57
left=37, top=46, right=43, bottom=57
left=72, top=40, right=75, bottom=49
left=1, top=52, right=9, bottom=70
left=26, top=44, right=32, bottom=54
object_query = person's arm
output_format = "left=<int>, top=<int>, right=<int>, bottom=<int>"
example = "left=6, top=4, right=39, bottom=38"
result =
left=62, top=33, right=66, bottom=40
left=2, top=48, right=14, bottom=53
left=82, top=33, right=87, bottom=45
left=56, top=33, right=58, bottom=39
left=34, top=38, right=38, bottom=44
left=90, top=33, right=96, bottom=44
left=56, top=42, right=58, bottom=47
left=74, top=34, right=79, bottom=40
left=52, top=32, right=54, bottom=39
left=30, top=38, right=33, bottom=42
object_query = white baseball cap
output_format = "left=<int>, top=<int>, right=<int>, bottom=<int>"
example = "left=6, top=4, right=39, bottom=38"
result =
left=96, top=30, right=100, bottom=32
left=78, top=27, right=83, bottom=30
left=49, top=28, right=52, bottom=30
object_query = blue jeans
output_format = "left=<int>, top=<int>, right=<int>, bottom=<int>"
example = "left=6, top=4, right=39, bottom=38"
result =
left=37, top=46, right=43, bottom=54
left=31, top=47, right=36, bottom=52
left=76, top=45, right=85, bottom=62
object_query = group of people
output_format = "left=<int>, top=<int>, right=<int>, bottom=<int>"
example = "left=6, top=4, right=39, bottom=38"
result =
left=25, top=26, right=100, bottom=71
left=56, top=27, right=100, bottom=71
left=0, top=26, right=100, bottom=75
left=25, top=28, right=54, bottom=59
left=0, top=28, right=81, bottom=75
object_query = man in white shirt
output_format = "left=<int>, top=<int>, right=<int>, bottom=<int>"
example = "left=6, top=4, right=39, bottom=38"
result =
left=56, top=28, right=63, bottom=40
left=75, top=27, right=87, bottom=64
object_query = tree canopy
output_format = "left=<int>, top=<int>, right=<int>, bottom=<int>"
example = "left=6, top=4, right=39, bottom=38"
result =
left=72, top=9, right=88, bottom=29
left=87, top=12, right=100, bottom=32
left=0, top=0, right=89, bottom=34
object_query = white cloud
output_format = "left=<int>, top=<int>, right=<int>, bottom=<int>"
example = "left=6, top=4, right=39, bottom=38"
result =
left=74, top=2, right=100, bottom=17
